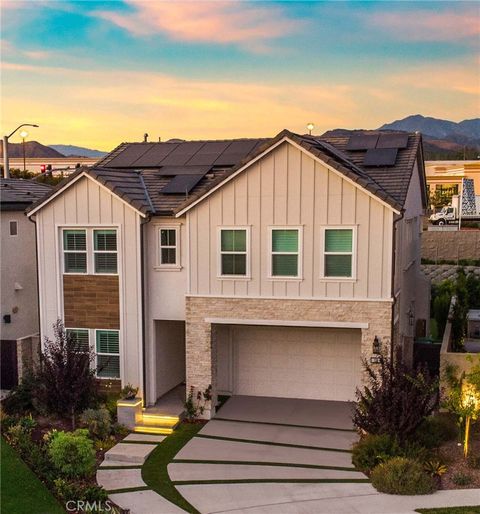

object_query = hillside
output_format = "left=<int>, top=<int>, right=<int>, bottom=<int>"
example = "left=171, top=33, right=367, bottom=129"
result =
left=48, top=145, right=107, bottom=158
left=0, top=141, right=65, bottom=158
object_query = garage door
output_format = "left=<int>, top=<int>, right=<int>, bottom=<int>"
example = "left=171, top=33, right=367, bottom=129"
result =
left=231, top=325, right=362, bottom=402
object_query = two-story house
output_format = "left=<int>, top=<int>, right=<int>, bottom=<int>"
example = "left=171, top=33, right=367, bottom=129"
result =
left=27, top=129, right=429, bottom=419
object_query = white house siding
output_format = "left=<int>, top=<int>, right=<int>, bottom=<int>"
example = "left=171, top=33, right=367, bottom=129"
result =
left=34, top=175, right=144, bottom=395
left=187, top=141, right=394, bottom=301
left=1, top=210, right=39, bottom=340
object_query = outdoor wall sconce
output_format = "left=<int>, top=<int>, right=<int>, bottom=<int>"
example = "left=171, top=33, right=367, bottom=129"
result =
left=3, top=314, right=11, bottom=324
left=373, top=336, right=381, bottom=354
left=408, top=307, right=415, bottom=326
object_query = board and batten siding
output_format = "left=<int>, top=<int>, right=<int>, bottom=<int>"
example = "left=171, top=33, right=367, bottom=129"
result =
left=187, top=141, right=394, bottom=300
left=35, top=175, right=144, bottom=393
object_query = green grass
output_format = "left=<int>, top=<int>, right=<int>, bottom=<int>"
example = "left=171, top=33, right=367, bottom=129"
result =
left=416, top=508, right=480, bottom=514
left=1, top=438, right=65, bottom=514
left=142, top=422, right=204, bottom=514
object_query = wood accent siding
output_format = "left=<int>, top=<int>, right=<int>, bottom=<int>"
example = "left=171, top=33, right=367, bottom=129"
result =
left=63, top=275, right=120, bottom=329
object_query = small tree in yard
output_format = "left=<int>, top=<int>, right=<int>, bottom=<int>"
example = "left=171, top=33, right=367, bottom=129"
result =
left=353, top=350, right=438, bottom=443
left=36, top=320, right=98, bottom=429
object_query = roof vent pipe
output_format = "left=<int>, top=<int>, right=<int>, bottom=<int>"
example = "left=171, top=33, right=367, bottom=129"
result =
left=143, top=133, right=148, bottom=142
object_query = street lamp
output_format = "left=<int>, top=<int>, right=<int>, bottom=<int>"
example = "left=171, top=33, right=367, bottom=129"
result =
left=20, top=130, right=29, bottom=173
left=307, top=122, right=314, bottom=135
left=3, top=123, right=39, bottom=178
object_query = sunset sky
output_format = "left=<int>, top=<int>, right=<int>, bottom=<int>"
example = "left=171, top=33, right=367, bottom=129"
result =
left=1, top=0, right=479, bottom=150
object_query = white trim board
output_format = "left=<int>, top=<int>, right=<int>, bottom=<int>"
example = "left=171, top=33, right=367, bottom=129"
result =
left=186, top=293, right=393, bottom=303
left=204, top=318, right=369, bottom=329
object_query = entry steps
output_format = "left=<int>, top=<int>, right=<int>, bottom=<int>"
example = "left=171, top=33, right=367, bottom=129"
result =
left=133, top=411, right=183, bottom=435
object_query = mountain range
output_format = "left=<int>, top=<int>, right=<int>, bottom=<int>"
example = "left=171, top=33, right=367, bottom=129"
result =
left=1, top=115, right=478, bottom=160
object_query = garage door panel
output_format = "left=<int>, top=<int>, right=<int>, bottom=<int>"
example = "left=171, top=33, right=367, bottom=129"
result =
left=232, top=326, right=362, bottom=402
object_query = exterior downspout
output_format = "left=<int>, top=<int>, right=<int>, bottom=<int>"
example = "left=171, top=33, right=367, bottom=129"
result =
left=391, top=210, right=404, bottom=362
left=140, top=214, right=151, bottom=406
left=27, top=213, right=41, bottom=345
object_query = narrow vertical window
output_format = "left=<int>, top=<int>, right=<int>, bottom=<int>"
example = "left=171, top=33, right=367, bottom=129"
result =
left=66, top=328, right=90, bottom=352
left=9, top=221, right=18, bottom=236
left=96, top=330, right=120, bottom=379
left=271, top=229, right=299, bottom=277
left=94, top=229, right=117, bottom=274
left=63, top=229, right=87, bottom=273
left=324, top=229, right=353, bottom=277
left=159, top=228, right=178, bottom=266
left=220, top=229, right=247, bottom=276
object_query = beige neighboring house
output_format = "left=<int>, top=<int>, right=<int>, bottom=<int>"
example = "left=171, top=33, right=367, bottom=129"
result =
left=0, top=178, right=51, bottom=388
left=27, top=129, right=429, bottom=419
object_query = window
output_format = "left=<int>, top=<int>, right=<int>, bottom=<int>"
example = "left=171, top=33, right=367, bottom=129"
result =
left=323, top=228, right=354, bottom=278
left=159, top=228, right=178, bottom=266
left=66, top=328, right=90, bottom=352
left=219, top=228, right=248, bottom=276
left=94, top=230, right=117, bottom=274
left=9, top=221, right=17, bottom=236
left=63, top=229, right=87, bottom=273
left=96, top=330, right=120, bottom=379
left=270, top=228, right=300, bottom=278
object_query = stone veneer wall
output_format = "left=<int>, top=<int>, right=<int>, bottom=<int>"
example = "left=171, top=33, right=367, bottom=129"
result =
left=185, top=296, right=392, bottom=418
left=421, top=265, right=480, bottom=284
left=63, top=275, right=120, bottom=329
left=422, top=231, right=480, bottom=262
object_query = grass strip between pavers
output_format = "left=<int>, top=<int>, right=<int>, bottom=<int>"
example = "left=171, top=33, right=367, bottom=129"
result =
left=107, top=486, right=150, bottom=494
left=416, top=508, right=480, bottom=514
left=196, top=433, right=352, bottom=453
left=173, top=478, right=370, bottom=485
left=173, top=459, right=357, bottom=471
left=118, top=440, right=164, bottom=445
left=100, top=465, right=142, bottom=469
left=213, top=417, right=356, bottom=432
left=142, top=422, right=204, bottom=514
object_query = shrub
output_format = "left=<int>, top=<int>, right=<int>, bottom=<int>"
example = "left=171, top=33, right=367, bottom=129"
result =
left=452, top=472, right=473, bottom=486
left=80, top=408, right=112, bottom=440
left=371, top=457, right=436, bottom=495
left=54, top=479, right=108, bottom=503
left=94, top=437, right=116, bottom=452
left=18, top=414, right=37, bottom=433
left=352, top=434, right=401, bottom=472
left=353, top=350, right=438, bottom=443
left=415, top=414, right=458, bottom=449
left=48, top=429, right=96, bottom=478
left=2, top=372, right=41, bottom=415
left=120, top=383, right=138, bottom=400
left=36, top=320, right=98, bottom=429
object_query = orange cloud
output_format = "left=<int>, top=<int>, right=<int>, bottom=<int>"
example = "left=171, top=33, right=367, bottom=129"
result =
left=95, top=1, right=304, bottom=52
left=367, top=7, right=480, bottom=42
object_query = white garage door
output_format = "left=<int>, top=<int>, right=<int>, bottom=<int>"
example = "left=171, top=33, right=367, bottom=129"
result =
left=231, top=325, right=362, bottom=402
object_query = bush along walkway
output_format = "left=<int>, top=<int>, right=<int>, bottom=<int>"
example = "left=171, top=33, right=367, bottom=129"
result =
left=98, top=424, right=204, bottom=514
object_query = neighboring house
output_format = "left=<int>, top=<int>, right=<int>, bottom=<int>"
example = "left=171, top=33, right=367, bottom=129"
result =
left=27, top=129, right=429, bottom=417
left=0, top=178, right=51, bottom=388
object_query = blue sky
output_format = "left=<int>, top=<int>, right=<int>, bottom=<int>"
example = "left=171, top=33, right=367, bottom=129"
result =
left=1, top=1, right=478, bottom=148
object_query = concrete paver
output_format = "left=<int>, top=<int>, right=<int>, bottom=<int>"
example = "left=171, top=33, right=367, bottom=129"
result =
left=217, top=395, right=353, bottom=430
left=123, top=433, right=166, bottom=443
left=104, top=442, right=157, bottom=464
left=168, top=462, right=366, bottom=482
left=97, top=468, right=146, bottom=491
left=175, top=437, right=354, bottom=468
left=110, top=489, right=187, bottom=514
left=100, top=459, right=141, bottom=468
left=199, top=419, right=356, bottom=450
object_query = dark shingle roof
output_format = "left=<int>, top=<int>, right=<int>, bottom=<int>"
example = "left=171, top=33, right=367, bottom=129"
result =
left=28, top=130, right=424, bottom=217
left=1, top=178, right=51, bottom=211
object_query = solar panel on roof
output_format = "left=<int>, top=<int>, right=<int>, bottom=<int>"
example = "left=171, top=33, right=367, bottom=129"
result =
left=160, top=142, right=206, bottom=166
left=105, top=144, right=152, bottom=167
left=186, top=142, right=231, bottom=166
left=363, top=148, right=398, bottom=167
left=376, top=133, right=409, bottom=149
left=158, top=165, right=212, bottom=176
left=346, top=134, right=379, bottom=150
left=161, top=174, right=204, bottom=194
left=130, top=144, right=179, bottom=167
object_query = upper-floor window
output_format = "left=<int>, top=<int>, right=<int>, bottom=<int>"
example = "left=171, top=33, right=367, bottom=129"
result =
left=63, top=229, right=87, bottom=273
left=9, top=221, right=18, bottom=236
left=94, top=230, right=117, bottom=274
left=159, top=227, right=179, bottom=267
left=270, top=228, right=302, bottom=278
left=62, top=228, right=117, bottom=275
left=219, top=228, right=249, bottom=277
left=322, top=228, right=355, bottom=278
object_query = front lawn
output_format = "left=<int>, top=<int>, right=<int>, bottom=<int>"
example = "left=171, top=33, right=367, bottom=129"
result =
left=416, top=507, right=480, bottom=514
left=142, top=422, right=205, bottom=514
left=1, top=437, right=65, bottom=514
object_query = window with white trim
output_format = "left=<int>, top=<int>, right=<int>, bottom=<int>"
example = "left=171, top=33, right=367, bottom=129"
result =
left=323, top=228, right=354, bottom=278
left=63, top=229, right=87, bottom=273
left=94, top=229, right=117, bottom=274
left=159, top=228, right=179, bottom=266
left=219, top=228, right=248, bottom=276
left=9, top=221, right=18, bottom=236
left=270, top=228, right=300, bottom=277
left=96, top=330, right=120, bottom=379
left=66, top=328, right=90, bottom=352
